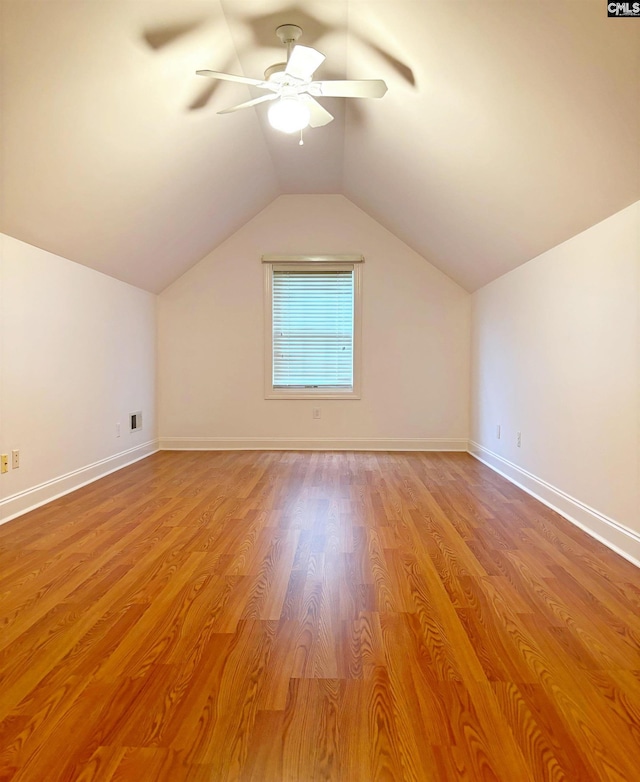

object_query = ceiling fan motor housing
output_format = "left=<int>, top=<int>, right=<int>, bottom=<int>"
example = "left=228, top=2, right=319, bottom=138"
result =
left=264, top=63, right=288, bottom=82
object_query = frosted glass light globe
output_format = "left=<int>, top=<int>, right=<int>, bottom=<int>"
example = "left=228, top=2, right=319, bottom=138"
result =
left=268, top=97, right=310, bottom=134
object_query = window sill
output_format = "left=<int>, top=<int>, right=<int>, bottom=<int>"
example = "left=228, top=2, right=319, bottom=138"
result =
left=265, top=389, right=360, bottom=400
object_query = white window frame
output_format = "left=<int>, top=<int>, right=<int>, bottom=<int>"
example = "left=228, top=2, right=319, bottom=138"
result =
left=263, top=254, right=363, bottom=400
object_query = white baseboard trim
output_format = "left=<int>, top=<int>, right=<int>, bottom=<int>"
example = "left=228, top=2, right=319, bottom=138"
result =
left=468, top=441, right=640, bottom=569
left=0, top=440, right=159, bottom=527
left=159, top=436, right=469, bottom=452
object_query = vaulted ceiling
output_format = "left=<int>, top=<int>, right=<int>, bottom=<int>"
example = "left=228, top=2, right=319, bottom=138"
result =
left=1, top=1, right=639, bottom=293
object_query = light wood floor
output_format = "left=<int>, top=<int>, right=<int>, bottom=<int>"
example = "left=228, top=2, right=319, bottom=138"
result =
left=0, top=451, right=639, bottom=781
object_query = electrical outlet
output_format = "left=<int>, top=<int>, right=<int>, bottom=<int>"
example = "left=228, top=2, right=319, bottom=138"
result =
left=313, top=408, right=321, bottom=419
left=516, top=431, right=521, bottom=448
left=116, top=422, right=121, bottom=438
left=496, top=424, right=501, bottom=439
left=11, top=450, right=19, bottom=469
left=1, top=455, right=8, bottom=474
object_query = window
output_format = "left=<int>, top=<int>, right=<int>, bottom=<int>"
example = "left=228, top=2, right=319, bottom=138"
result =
left=263, top=255, right=363, bottom=399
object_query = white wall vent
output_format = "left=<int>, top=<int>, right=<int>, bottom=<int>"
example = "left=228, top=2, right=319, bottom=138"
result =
left=130, top=411, right=143, bottom=432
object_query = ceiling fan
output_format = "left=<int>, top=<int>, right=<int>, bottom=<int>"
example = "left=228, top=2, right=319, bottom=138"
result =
left=196, top=24, right=387, bottom=135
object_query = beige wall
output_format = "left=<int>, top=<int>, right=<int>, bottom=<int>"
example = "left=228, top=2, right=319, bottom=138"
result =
left=158, top=195, right=470, bottom=448
left=5, top=193, right=637, bottom=566
left=0, top=234, right=157, bottom=522
left=471, top=202, right=640, bottom=562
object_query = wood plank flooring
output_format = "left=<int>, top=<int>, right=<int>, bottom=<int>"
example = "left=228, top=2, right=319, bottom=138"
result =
left=0, top=450, right=639, bottom=781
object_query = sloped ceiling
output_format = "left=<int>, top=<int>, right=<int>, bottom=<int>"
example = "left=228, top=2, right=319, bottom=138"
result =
left=1, top=0, right=639, bottom=293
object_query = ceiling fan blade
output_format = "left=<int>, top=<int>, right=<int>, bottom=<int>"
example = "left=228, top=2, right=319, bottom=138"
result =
left=309, top=79, right=388, bottom=99
left=218, top=94, right=278, bottom=114
left=285, top=45, right=326, bottom=81
left=299, top=95, right=334, bottom=128
left=196, top=70, right=273, bottom=90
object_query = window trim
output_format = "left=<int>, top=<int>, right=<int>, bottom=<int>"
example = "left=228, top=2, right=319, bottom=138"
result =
left=263, top=255, right=363, bottom=400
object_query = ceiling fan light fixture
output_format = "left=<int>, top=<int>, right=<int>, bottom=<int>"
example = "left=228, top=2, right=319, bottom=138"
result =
left=268, top=97, right=310, bottom=134
left=197, top=24, right=386, bottom=130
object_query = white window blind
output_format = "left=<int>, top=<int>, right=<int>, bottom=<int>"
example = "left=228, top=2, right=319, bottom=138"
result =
left=272, top=269, right=354, bottom=389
